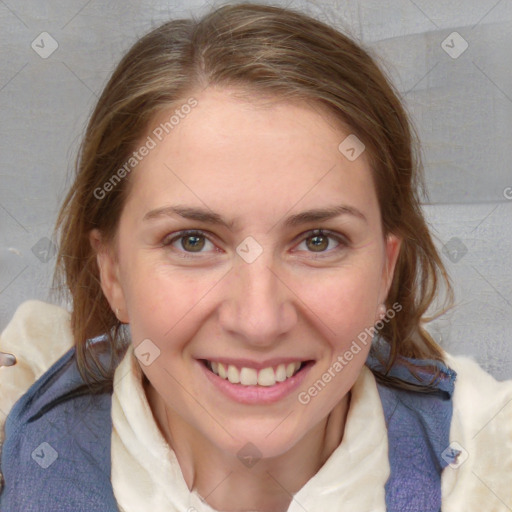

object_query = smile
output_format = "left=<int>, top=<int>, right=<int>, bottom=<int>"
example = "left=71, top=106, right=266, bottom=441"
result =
left=204, top=359, right=304, bottom=387
left=198, top=358, right=315, bottom=404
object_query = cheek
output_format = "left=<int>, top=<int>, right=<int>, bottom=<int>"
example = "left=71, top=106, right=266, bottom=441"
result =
left=122, top=263, right=216, bottom=347
left=124, top=270, right=209, bottom=398
left=296, top=270, right=380, bottom=412
left=301, top=262, right=383, bottom=342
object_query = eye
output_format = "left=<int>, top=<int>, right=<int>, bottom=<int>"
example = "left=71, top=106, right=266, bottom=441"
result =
left=162, top=230, right=216, bottom=258
left=295, top=229, right=348, bottom=257
left=162, top=228, right=348, bottom=259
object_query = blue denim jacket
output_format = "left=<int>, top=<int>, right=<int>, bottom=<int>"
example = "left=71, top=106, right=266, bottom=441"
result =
left=0, top=336, right=457, bottom=511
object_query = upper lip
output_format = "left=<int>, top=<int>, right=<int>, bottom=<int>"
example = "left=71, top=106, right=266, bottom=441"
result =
left=198, top=357, right=313, bottom=370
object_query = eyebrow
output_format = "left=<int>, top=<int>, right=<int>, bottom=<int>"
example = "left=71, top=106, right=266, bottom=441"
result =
left=142, top=204, right=367, bottom=230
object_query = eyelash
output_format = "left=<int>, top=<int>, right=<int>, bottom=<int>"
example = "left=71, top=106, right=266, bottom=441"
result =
left=161, top=229, right=349, bottom=259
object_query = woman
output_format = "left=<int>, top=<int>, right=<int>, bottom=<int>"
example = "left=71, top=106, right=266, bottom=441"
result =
left=1, top=3, right=510, bottom=511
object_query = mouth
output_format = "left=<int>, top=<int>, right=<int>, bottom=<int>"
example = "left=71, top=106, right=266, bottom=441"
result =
left=200, top=359, right=313, bottom=387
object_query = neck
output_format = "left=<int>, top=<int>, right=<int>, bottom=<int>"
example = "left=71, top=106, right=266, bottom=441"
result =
left=144, top=380, right=350, bottom=512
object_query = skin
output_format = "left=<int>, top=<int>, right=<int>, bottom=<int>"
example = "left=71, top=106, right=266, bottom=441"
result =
left=90, top=86, right=401, bottom=512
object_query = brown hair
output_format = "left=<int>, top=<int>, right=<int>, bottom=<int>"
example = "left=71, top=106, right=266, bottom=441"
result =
left=53, top=2, right=454, bottom=394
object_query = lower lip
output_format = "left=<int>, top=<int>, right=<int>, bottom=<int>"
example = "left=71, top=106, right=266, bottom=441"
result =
left=197, top=359, right=314, bottom=405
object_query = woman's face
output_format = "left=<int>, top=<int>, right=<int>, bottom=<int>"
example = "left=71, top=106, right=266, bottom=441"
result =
left=93, top=86, right=401, bottom=458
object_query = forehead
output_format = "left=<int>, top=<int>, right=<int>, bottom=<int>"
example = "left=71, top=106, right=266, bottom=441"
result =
left=122, top=87, right=379, bottom=225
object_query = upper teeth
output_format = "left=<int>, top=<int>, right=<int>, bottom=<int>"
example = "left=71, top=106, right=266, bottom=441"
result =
left=208, top=361, right=302, bottom=387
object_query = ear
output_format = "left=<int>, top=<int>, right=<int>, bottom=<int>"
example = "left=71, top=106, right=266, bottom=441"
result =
left=379, top=233, right=402, bottom=304
left=89, top=228, right=129, bottom=323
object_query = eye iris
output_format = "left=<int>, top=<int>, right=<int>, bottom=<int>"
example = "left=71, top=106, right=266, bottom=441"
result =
left=182, top=234, right=205, bottom=252
left=308, top=233, right=328, bottom=252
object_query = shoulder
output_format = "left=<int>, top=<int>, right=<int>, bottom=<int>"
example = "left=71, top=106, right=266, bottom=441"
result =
left=444, top=351, right=512, bottom=443
left=368, top=341, right=512, bottom=510
left=0, top=334, right=119, bottom=511
left=444, top=350, right=512, bottom=400
left=441, top=352, right=512, bottom=511
left=4, top=338, right=113, bottom=429
left=0, top=299, right=74, bottom=373
left=0, top=300, right=74, bottom=430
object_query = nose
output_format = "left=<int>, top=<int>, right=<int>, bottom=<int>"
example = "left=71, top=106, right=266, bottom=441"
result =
left=218, top=250, right=297, bottom=347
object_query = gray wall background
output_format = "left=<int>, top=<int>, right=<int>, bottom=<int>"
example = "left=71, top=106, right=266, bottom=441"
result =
left=1, top=0, right=511, bottom=379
